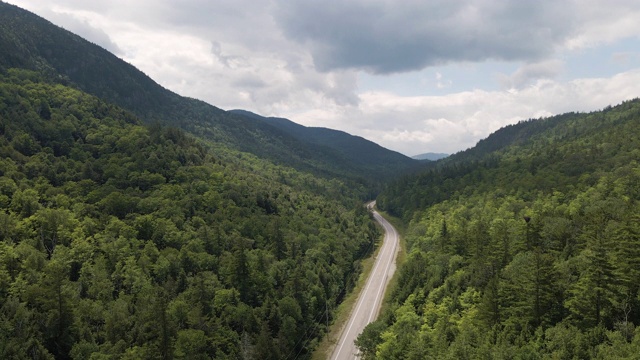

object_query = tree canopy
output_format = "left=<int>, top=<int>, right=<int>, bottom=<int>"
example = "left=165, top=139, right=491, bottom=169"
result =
left=0, top=70, right=380, bottom=359
left=363, top=99, right=640, bottom=359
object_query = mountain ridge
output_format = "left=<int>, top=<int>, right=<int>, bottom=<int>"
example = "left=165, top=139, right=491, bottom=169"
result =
left=230, top=109, right=419, bottom=180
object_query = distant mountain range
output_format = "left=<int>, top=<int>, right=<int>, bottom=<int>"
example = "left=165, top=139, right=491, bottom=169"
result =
left=411, top=152, right=449, bottom=161
left=0, top=1, right=420, bottom=186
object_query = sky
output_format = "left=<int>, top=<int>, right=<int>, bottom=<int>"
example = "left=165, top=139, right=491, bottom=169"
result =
left=5, top=0, right=640, bottom=156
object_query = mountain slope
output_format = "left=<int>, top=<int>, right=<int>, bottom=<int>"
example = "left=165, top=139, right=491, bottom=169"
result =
left=0, top=69, right=381, bottom=359
left=0, top=2, right=418, bottom=185
left=231, top=110, right=419, bottom=181
left=362, top=99, right=640, bottom=359
left=379, top=101, right=640, bottom=218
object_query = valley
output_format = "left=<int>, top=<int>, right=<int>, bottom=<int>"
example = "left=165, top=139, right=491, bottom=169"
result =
left=330, top=203, right=399, bottom=360
left=1, top=2, right=640, bottom=360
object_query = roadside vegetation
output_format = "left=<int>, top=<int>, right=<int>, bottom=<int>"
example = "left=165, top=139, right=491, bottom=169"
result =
left=360, top=99, right=640, bottom=359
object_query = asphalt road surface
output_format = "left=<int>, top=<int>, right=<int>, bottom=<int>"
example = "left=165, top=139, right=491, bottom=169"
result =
left=330, top=201, right=399, bottom=360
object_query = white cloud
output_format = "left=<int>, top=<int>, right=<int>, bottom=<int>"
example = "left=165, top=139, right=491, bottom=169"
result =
left=287, top=69, right=640, bottom=155
left=498, top=60, right=565, bottom=89
left=435, top=72, right=452, bottom=89
left=564, top=1, right=640, bottom=49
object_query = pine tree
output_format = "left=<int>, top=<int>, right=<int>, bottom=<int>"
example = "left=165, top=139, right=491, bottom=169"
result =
left=566, top=232, right=617, bottom=327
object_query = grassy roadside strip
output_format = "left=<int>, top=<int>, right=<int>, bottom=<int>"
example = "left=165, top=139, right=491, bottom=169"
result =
left=311, top=206, right=408, bottom=359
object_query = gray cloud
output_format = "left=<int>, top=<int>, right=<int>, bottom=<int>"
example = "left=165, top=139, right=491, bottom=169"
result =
left=232, top=75, right=267, bottom=89
left=62, top=17, right=123, bottom=55
left=274, top=1, right=577, bottom=74
left=30, top=7, right=124, bottom=55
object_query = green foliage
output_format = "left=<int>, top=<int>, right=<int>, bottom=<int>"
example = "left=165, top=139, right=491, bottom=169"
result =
left=0, top=74, right=380, bottom=359
left=365, top=100, right=640, bottom=358
left=230, top=110, right=421, bottom=185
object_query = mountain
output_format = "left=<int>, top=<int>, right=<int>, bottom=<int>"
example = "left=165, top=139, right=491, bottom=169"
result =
left=361, top=99, right=640, bottom=358
left=0, top=2, right=418, bottom=187
left=411, top=152, right=448, bottom=161
left=231, top=110, right=419, bottom=181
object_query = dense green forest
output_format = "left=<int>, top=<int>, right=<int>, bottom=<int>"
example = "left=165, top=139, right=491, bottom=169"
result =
left=0, top=69, right=381, bottom=359
left=358, top=100, right=640, bottom=358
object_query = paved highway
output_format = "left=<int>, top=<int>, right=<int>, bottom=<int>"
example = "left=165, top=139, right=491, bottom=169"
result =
left=330, top=201, right=400, bottom=360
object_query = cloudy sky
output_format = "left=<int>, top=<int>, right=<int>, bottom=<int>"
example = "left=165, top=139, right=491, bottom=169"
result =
left=5, top=0, right=640, bottom=156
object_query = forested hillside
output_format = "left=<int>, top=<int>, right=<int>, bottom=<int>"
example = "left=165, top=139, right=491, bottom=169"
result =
left=0, top=2, right=418, bottom=186
left=0, top=69, right=380, bottom=359
left=361, top=100, right=640, bottom=358
left=230, top=110, right=418, bottom=182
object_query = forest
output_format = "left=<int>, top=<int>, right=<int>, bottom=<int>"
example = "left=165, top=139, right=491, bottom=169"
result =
left=359, top=99, right=640, bottom=359
left=0, top=69, right=380, bottom=359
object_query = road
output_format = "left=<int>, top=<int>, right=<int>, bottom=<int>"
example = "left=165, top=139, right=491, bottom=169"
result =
left=330, top=201, right=400, bottom=360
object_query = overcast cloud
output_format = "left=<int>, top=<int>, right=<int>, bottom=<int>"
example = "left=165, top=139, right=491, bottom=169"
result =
left=276, top=0, right=573, bottom=73
left=5, top=0, right=640, bottom=155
